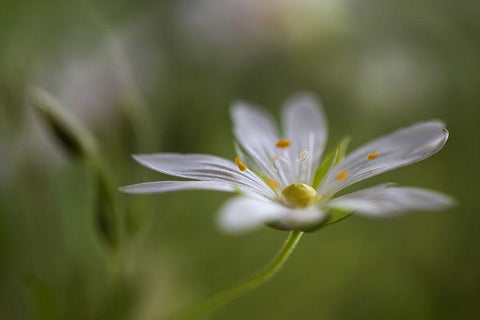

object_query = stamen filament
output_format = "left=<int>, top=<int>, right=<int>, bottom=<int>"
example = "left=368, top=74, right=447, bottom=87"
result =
left=296, top=150, right=310, bottom=183
left=270, top=156, right=280, bottom=172
left=270, top=155, right=290, bottom=187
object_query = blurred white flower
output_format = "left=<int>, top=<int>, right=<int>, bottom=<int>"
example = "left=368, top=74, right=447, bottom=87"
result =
left=354, top=42, right=444, bottom=112
left=32, top=26, right=160, bottom=130
left=121, top=92, right=453, bottom=233
left=25, top=23, right=161, bottom=164
left=176, top=0, right=348, bottom=63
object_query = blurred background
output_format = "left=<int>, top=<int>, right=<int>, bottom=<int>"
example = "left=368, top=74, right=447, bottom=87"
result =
left=1, top=0, right=479, bottom=319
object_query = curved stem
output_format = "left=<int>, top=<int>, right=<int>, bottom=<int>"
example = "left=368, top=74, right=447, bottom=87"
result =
left=171, top=230, right=303, bottom=320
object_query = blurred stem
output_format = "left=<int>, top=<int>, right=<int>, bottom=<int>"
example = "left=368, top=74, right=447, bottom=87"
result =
left=171, top=230, right=303, bottom=320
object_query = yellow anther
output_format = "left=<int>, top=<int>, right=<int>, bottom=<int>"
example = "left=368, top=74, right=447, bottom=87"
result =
left=276, top=139, right=291, bottom=149
left=336, top=170, right=349, bottom=181
left=298, top=150, right=310, bottom=162
left=281, top=183, right=318, bottom=208
left=235, top=157, right=247, bottom=171
left=266, top=178, right=280, bottom=190
left=367, top=152, right=379, bottom=160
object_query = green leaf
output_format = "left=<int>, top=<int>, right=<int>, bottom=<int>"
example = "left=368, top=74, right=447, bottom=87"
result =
left=325, top=208, right=353, bottom=225
left=312, top=136, right=350, bottom=189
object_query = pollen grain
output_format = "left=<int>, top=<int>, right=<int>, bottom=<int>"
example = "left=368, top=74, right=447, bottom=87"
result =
left=276, top=139, right=291, bottom=149
left=336, top=170, right=349, bottom=181
left=367, top=152, right=379, bottom=160
left=235, top=157, right=247, bottom=171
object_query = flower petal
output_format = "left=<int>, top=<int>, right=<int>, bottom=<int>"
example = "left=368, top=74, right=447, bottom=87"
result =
left=327, top=186, right=454, bottom=217
left=319, top=121, right=449, bottom=197
left=231, top=102, right=289, bottom=185
left=218, top=197, right=326, bottom=233
left=120, top=180, right=236, bottom=194
left=282, top=92, right=328, bottom=184
left=132, top=153, right=275, bottom=199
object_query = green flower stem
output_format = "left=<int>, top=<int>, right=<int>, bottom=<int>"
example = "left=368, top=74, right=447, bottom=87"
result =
left=171, top=230, right=304, bottom=320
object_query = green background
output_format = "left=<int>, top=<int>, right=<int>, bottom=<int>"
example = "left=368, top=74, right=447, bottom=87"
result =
left=1, top=1, right=479, bottom=319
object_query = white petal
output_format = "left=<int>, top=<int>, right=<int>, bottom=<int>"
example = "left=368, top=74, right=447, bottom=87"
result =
left=230, top=102, right=289, bottom=185
left=218, top=197, right=326, bottom=233
left=327, top=186, right=454, bottom=217
left=282, top=92, right=328, bottom=184
left=132, top=153, right=275, bottom=199
left=120, top=180, right=236, bottom=194
left=319, top=121, right=449, bottom=197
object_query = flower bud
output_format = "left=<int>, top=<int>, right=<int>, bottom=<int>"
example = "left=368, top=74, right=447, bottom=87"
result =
left=27, top=87, right=98, bottom=161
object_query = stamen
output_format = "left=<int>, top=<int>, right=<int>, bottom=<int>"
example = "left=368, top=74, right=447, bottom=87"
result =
left=266, top=178, right=280, bottom=190
left=270, top=156, right=280, bottom=172
left=235, top=157, right=247, bottom=171
left=295, top=150, right=310, bottom=183
left=276, top=139, right=291, bottom=149
left=297, top=150, right=310, bottom=163
left=367, top=152, right=379, bottom=160
left=336, top=170, right=349, bottom=181
left=442, top=128, right=448, bottom=134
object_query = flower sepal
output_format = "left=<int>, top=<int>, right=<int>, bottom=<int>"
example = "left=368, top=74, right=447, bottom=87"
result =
left=324, top=208, right=354, bottom=226
left=266, top=211, right=330, bottom=232
left=312, top=136, right=350, bottom=189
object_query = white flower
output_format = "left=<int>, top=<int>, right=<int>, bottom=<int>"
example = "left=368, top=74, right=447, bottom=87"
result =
left=121, top=92, right=454, bottom=233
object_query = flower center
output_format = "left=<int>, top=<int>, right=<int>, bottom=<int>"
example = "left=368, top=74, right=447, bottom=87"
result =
left=281, top=183, right=318, bottom=208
